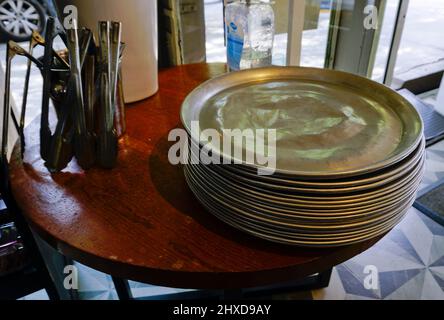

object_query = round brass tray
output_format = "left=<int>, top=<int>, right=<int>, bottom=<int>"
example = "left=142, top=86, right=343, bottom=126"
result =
left=181, top=67, right=423, bottom=178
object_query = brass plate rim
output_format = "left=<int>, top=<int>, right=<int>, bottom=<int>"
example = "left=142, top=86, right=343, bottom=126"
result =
left=193, top=144, right=424, bottom=195
left=185, top=164, right=423, bottom=229
left=186, top=172, right=413, bottom=246
left=212, top=138, right=425, bottom=188
left=189, top=149, right=425, bottom=203
left=185, top=159, right=423, bottom=217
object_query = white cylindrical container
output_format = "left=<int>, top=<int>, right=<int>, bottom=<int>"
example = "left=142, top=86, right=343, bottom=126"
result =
left=55, top=0, right=158, bottom=102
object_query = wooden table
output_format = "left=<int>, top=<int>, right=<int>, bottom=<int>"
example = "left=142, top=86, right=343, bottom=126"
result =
left=9, top=63, right=382, bottom=291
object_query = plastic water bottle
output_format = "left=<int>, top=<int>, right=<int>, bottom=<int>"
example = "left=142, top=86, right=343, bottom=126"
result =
left=225, top=0, right=275, bottom=71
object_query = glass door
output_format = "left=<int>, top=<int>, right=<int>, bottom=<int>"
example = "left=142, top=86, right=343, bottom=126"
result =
left=300, top=0, right=334, bottom=67
left=391, top=0, right=444, bottom=91
left=203, top=0, right=333, bottom=67
left=331, top=0, right=444, bottom=89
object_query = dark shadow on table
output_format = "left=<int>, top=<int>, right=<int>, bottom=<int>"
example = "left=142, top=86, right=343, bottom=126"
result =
left=148, top=130, right=336, bottom=258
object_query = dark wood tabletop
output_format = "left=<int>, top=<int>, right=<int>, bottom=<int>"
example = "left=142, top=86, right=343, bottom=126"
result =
left=8, top=63, right=383, bottom=289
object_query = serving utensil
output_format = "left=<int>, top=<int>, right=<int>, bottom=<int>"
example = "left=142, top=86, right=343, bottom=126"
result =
left=3, top=17, right=126, bottom=172
left=96, top=21, right=118, bottom=168
left=66, top=20, right=95, bottom=169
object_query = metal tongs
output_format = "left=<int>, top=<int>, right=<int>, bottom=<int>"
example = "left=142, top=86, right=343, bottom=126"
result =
left=4, top=17, right=124, bottom=173
left=109, top=22, right=122, bottom=114
left=110, top=22, right=126, bottom=137
left=38, top=17, right=96, bottom=171
left=1, top=26, right=72, bottom=190
left=78, top=28, right=96, bottom=142
left=40, top=17, right=73, bottom=171
left=97, top=21, right=118, bottom=168
left=8, top=37, right=69, bottom=160
left=66, top=20, right=95, bottom=169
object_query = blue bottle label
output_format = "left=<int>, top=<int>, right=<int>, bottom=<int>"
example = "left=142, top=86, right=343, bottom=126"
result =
left=227, top=23, right=244, bottom=71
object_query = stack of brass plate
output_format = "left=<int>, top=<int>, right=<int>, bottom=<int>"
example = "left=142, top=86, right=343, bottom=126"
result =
left=180, top=67, right=425, bottom=247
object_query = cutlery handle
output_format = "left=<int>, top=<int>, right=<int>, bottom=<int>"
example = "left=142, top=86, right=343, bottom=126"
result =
left=83, top=55, right=96, bottom=134
left=97, top=72, right=118, bottom=168
left=40, top=17, right=56, bottom=161
left=46, top=83, right=74, bottom=172
left=98, top=21, right=111, bottom=74
left=79, top=28, right=93, bottom=68
left=67, top=21, right=96, bottom=169
left=109, top=22, right=122, bottom=107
